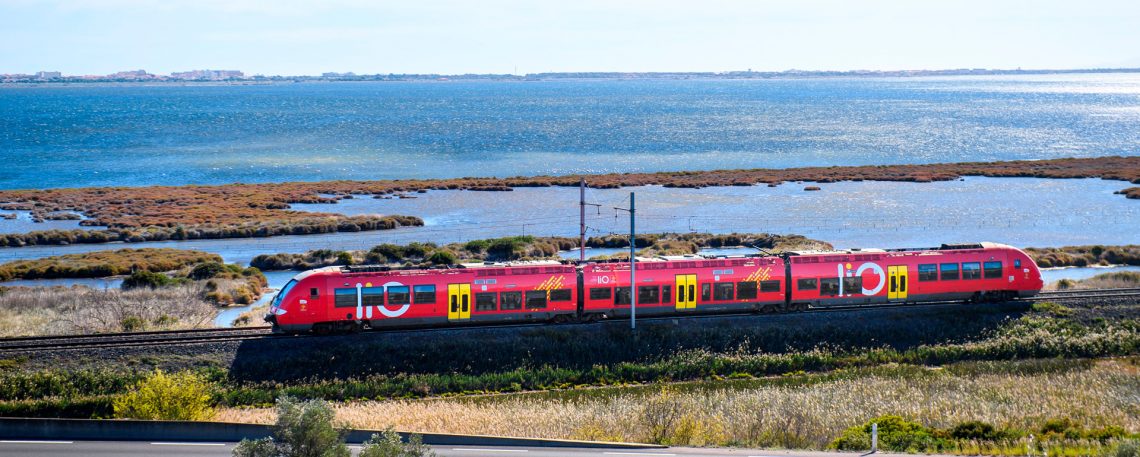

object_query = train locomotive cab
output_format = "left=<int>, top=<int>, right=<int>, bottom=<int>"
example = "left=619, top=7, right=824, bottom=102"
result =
left=265, top=266, right=338, bottom=334
left=999, top=243, right=1044, bottom=298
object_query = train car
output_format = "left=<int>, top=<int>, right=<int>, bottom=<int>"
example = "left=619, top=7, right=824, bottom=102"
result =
left=267, top=261, right=578, bottom=333
left=266, top=241, right=1043, bottom=334
left=581, top=254, right=787, bottom=319
left=786, top=242, right=1043, bottom=308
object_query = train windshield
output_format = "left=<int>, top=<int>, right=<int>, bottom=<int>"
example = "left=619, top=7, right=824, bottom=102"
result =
left=272, top=280, right=298, bottom=308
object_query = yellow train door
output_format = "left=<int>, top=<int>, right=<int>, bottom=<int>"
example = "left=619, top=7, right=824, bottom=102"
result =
left=448, top=284, right=472, bottom=321
left=888, top=266, right=909, bottom=301
left=675, top=274, right=696, bottom=310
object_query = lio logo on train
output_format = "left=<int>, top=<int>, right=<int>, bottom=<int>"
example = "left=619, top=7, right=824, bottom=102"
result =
left=839, top=261, right=886, bottom=296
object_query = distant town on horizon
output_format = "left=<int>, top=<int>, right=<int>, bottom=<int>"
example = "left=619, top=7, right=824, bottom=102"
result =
left=5, top=66, right=1140, bottom=84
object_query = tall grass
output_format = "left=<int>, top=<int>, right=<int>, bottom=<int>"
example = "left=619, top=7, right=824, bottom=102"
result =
left=214, top=359, right=1140, bottom=451
left=0, top=285, right=218, bottom=336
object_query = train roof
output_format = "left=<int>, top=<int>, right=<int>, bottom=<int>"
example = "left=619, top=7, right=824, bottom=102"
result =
left=785, top=242, right=1010, bottom=257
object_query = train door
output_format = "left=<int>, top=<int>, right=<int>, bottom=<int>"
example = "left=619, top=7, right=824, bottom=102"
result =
left=447, top=283, right=471, bottom=321
left=675, top=274, right=696, bottom=310
left=887, top=266, right=909, bottom=301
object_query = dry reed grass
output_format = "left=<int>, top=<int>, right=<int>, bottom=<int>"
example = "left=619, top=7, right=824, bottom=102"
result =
left=214, top=360, right=1140, bottom=450
left=0, top=285, right=217, bottom=336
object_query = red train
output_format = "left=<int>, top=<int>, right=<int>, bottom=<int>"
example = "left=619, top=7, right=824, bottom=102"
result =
left=266, top=242, right=1044, bottom=334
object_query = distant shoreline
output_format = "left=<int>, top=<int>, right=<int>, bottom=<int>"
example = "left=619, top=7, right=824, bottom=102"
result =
left=5, top=67, right=1140, bottom=85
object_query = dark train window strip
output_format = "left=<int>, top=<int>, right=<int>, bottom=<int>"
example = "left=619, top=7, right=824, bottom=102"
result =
left=797, top=278, right=818, bottom=290
left=820, top=278, right=840, bottom=296
left=737, top=281, right=758, bottom=300
left=500, top=291, right=522, bottom=310
left=550, top=289, right=572, bottom=302
left=387, top=286, right=410, bottom=305
left=475, top=292, right=497, bottom=311
left=962, top=262, right=981, bottom=280
left=940, top=263, right=959, bottom=281
left=918, top=264, right=937, bottom=281
left=334, top=288, right=356, bottom=308
left=362, top=287, right=384, bottom=307
left=760, top=280, right=780, bottom=293
left=638, top=286, right=660, bottom=304
left=413, top=285, right=436, bottom=304
left=713, top=283, right=734, bottom=301
left=615, top=287, right=631, bottom=305
left=525, top=290, right=548, bottom=309
left=984, top=261, right=1003, bottom=279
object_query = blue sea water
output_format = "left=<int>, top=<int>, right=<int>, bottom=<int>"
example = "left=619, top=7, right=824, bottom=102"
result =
left=2, top=73, right=1139, bottom=190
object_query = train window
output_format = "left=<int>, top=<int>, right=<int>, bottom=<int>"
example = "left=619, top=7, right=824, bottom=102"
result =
left=310, top=288, right=319, bottom=299
left=737, top=281, right=758, bottom=300
left=334, top=288, right=357, bottom=308
left=842, top=276, right=862, bottom=295
left=362, top=287, right=384, bottom=307
left=637, top=286, right=660, bottom=304
left=940, top=263, right=959, bottom=281
left=714, top=283, right=734, bottom=301
left=615, top=287, right=631, bottom=305
left=962, top=262, right=981, bottom=280
left=474, top=292, right=497, bottom=311
left=760, top=280, right=781, bottom=293
left=550, top=289, right=572, bottom=301
left=918, top=264, right=937, bottom=282
left=413, top=285, right=436, bottom=304
left=797, top=278, right=818, bottom=291
left=525, top=290, right=547, bottom=309
left=387, top=286, right=410, bottom=305
left=589, top=287, right=612, bottom=300
left=500, top=291, right=522, bottom=310
left=1014, top=259, right=1021, bottom=269
left=701, top=283, right=711, bottom=302
left=984, top=261, right=1003, bottom=279
left=819, top=278, right=840, bottom=296
left=661, top=285, right=671, bottom=303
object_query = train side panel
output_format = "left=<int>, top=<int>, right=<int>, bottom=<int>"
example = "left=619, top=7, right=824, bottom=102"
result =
left=788, top=244, right=1043, bottom=307
left=582, top=256, right=785, bottom=318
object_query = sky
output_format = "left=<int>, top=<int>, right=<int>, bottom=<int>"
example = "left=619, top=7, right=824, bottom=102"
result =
left=2, top=0, right=1139, bottom=76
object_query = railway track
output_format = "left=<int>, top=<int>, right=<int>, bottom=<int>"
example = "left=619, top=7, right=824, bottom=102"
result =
left=0, top=326, right=277, bottom=352
left=1, top=287, right=1136, bottom=354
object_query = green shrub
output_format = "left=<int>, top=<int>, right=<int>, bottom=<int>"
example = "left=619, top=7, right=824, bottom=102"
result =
left=950, top=420, right=1000, bottom=440
left=120, top=316, right=145, bottom=332
left=831, top=415, right=944, bottom=452
left=112, top=370, right=213, bottom=420
left=232, top=396, right=350, bottom=457
left=121, top=270, right=176, bottom=290
left=359, top=429, right=435, bottom=457
left=1031, top=301, right=1074, bottom=317
left=335, top=251, right=354, bottom=266
left=426, top=251, right=456, bottom=265
left=190, top=262, right=227, bottom=280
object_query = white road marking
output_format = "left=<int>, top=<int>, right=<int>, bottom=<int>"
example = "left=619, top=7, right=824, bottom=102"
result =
left=1, top=440, right=74, bottom=444
left=451, top=449, right=529, bottom=453
left=603, top=453, right=675, bottom=456
left=151, top=442, right=227, bottom=446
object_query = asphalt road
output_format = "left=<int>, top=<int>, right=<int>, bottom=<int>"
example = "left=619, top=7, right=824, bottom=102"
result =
left=0, top=441, right=899, bottom=457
